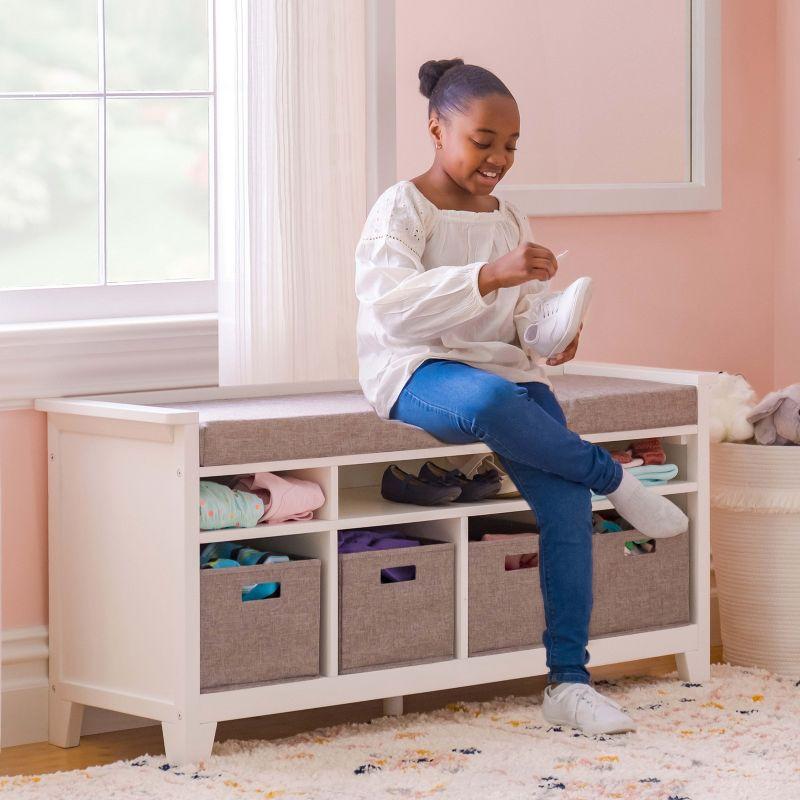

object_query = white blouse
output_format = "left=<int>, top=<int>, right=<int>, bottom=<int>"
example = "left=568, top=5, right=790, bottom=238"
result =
left=354, top=179, right=553, bottom=420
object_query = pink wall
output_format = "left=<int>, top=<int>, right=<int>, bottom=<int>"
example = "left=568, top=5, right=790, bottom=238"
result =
left=1, top=410, right=48, bottom=629
left=397, top=0, right=778, bottom=398
left=775, top=0, right=800, bottom=385
left=0, top=0, right=785, bottom=630
left=397, top=0, right=690, bottom=185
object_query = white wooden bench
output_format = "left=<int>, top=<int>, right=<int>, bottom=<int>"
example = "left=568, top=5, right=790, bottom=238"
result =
left=34, top=359, right=713, bottom=763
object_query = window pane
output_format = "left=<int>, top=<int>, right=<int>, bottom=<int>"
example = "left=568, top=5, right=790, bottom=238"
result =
left=0, top=99, right=99, bottom=289
left=105, top=0, right=209, bottom=92
left=0, top=0, right=98, bottom=92
left=106, top=98, right=209, bottom=284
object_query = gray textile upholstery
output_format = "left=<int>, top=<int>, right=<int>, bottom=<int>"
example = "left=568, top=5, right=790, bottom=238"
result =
left=589, top=529, right=690, bottom=636
left=166, top=374, right=698, bottom=466
left=200, top=559, right=320, bottom=691
left=467, top=528, right=689, bottom=655
left=338, top=542, right=455, bottom=672
left=468, top=535, right=544, bottom=656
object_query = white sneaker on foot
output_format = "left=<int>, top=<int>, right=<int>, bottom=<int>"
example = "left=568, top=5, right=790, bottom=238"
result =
left=521, top=277, right=593, bottom=359
left=542, top=682, right=636, bottom=736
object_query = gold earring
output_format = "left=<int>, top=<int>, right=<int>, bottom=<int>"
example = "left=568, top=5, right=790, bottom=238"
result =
left=436, top=143, right=442, bottom=149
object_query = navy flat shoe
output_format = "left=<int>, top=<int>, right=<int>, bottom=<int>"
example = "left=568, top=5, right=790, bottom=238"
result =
left=381, top=464, right=462, bottom=505
left=418, top=461, right=502, bottom=502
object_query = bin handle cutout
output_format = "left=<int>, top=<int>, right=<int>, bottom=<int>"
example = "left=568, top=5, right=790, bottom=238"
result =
left=241, top=581, right=281, bottom=601
left=380, top=565, right=416, bottom=584
left=623, top=539, right=656, bottom=557
left=504, top=553, right=538, bottom=571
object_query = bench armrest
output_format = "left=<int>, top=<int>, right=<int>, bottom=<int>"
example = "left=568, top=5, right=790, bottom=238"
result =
left=34, top=397, right=199, bottom=425
left=564, top=360, right=718, bottom=388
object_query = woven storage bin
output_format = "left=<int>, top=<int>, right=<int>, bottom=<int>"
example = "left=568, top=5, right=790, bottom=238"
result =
left=468, top=534, right=544, bottom=655
left=711, top=442, right=800, bottom=676
left=200, top=558, right=321, bottom=691
left=339, top=541, right=454, bottom=673
left=590, top=529, right=690, bottom=636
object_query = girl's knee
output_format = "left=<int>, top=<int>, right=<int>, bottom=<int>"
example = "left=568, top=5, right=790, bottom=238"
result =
left=466, top=378, right=527, bottom=427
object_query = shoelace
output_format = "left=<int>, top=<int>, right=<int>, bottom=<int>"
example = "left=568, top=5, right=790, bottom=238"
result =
left=529, top=293, right=561, bottom=320
left=569, top=684, right=625, bottom=722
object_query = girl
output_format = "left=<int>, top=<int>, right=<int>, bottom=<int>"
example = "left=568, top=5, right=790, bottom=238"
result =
left=354, top=58, right=688, bottom=736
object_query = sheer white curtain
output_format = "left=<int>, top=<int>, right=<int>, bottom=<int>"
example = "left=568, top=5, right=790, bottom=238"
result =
left=217, top=0, right=366, bottom=386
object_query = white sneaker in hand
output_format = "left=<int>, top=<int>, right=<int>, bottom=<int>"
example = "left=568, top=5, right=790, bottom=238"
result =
left=522, top=277, right=593, bottom=359
left=542, top=682, right=636, bottom=736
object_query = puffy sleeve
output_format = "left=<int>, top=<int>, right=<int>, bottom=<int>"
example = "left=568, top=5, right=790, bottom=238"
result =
left=504, top=200, right=551, bottom=355
left=355, top=183, right=495, bottom=341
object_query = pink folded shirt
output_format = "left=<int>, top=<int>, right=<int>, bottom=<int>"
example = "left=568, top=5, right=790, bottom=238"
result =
left=234, top=472, right=325, bottom=525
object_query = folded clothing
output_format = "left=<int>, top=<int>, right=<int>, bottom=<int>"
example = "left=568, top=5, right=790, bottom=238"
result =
left=625, top=539, right=655, bottom=556
left=200, top=542, right=290, bottom=600
left=630, top=437, right=666, bottom=466
left=338, top=529, right=420, bottom=582
left=480, top=532, right=538, bottom=570
left=200, top=480, right=265, bottom=530
left=625, top=463, right=679, bottom=485
left=608, top=436, right=666, bottom=467
left=592, top=512, right=622, bottom=533
left=610, top=448, right=632, bottom=464
left=622, top=458, right=644, bottom=469
left=592, top=512, right=654, bottom=553
left=236, top=472, right=325, bottom=525
left=591, top=463, right=678, bottom=500
left=200, top=472, right=325, bottom=530
left=201, top=541, right=290, bottom=566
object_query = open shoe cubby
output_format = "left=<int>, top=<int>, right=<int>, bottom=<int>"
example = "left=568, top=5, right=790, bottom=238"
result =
left=596, top=434, right=689, bottom=483
left=36, top=367, right=711, bottom=764
left=199, top=466, right=338, bottom=543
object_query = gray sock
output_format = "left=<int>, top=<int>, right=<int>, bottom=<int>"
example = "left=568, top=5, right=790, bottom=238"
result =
left=606, top=470, right=688, bottom=538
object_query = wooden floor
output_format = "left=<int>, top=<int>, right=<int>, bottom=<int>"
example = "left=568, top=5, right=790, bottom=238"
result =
left=0, top=646, right=724, bottom=778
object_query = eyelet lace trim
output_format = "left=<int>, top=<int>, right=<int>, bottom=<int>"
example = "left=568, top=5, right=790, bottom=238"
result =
left=359, top=184, right=431, bottom=259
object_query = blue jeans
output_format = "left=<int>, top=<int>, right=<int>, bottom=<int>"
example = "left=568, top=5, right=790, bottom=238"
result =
left=389, top=358, right=624, bottom=685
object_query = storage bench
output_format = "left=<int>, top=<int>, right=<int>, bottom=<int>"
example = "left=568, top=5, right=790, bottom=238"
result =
left=35, top=360, right=713, bottom=764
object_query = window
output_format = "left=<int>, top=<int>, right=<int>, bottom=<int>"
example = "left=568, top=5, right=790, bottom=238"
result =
left=0, top=0, right=217, bottom=323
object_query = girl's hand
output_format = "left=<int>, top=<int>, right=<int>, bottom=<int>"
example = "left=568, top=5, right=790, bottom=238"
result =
left=546, top=323, right=582, bottom=366
left=482, top=242, right=558, bottom=291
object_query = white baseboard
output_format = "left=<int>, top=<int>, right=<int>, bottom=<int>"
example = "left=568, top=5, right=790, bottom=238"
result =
left=1, top=627, right=153, bottom=748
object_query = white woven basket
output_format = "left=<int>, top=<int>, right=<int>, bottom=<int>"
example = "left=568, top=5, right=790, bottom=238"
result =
left=710, top=442, right=800, bottom=676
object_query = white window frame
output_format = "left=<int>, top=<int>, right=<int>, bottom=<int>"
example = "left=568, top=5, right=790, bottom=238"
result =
left=0, top=1, right=222, bottom=407
left=0, top=0, right=218, bottom=324
left=368, top=0, right=721, bottom=216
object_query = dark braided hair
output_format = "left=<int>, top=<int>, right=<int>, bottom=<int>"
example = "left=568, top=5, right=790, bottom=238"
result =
left=418, top=58, right=514, bottom=120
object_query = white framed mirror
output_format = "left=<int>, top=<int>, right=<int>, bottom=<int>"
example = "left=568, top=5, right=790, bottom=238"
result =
left=366, top=0, right=720, bottom=216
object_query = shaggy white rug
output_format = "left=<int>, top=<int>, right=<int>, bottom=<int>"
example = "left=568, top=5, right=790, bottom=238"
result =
left=3, top=664, right=799, bottom=799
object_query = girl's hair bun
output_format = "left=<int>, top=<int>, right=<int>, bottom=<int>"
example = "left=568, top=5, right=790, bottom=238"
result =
left=418, top=58, right=464, bottom=99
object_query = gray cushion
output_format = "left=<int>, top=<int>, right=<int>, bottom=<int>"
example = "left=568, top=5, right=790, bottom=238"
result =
left=166, top=375, right=697, bottom=466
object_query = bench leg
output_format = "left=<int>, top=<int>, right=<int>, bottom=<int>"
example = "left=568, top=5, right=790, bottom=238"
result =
left=49, top=695, right=84, bottom=748
left=383, top=696, right=404, bottom=717
left=161, top=720, right=217, bottom=765
left=676, top=649, right=710, bottom=683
